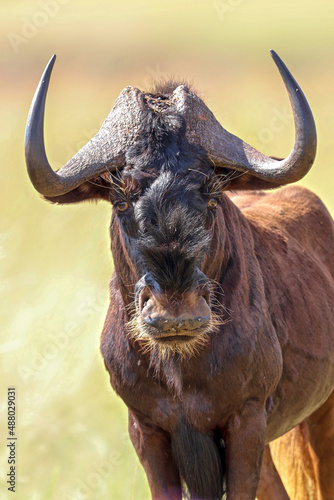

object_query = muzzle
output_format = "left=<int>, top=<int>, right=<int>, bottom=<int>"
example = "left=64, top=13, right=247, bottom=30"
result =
left=128, top=270, right=214, bottom=357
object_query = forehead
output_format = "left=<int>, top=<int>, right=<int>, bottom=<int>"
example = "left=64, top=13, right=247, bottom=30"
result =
left=123, top=100, right=213, bottom=175
left=117, top=162, right=214, bottom=200
left=112, top=100, right=218, bottom=196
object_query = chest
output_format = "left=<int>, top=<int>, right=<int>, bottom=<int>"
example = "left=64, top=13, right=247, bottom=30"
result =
left=106, top=335, right=280, bottom=435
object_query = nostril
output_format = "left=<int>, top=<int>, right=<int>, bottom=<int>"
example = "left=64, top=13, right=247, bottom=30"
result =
left=200, top=286, right=211, bottom=306
left=202, top=294, right=209, bottom=305
left=142, top=298, right=149, bottom=309
left=139, top=287, right=153, bottom=312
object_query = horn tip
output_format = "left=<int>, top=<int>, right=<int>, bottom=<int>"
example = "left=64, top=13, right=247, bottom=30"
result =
left=269, top=50, right=289, bottom=80
left=49, top=54, right=57, bottom=67
left=270, top=49, right=280, bottom=64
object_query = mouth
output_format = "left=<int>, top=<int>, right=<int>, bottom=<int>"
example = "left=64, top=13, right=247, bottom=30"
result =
left=155, top=334, right=196, bottom=343
left=127, top=315, right=212, bottom=359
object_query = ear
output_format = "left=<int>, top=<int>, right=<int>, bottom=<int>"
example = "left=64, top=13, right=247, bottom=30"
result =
left=226, top=173, right=282, bottom=190
left=221, top=158, right=285, bottom=191
left=42, top=176, right=111, bottom=204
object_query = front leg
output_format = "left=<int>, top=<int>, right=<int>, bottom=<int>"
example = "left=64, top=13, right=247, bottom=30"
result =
left=256, top=445, right=290, bottom=500
left=128, top=411, right=182, bottom=500
left=225, top=400, right=267, bottom=500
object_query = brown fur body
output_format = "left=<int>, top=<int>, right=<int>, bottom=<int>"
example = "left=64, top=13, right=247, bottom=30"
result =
left=26, top=56, right=333, bottom=499
left=101, top=185, right=334, bottom=499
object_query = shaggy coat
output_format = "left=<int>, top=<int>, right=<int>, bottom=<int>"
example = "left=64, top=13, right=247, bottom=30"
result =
left=25, top=53, right=334, bottom=499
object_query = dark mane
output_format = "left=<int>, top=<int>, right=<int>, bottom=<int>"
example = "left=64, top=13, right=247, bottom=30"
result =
left=146, top=78, right=196, bottom=96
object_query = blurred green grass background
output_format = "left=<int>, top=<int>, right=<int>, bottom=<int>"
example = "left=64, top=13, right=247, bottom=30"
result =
left=0, top=1, right=333, bottom=499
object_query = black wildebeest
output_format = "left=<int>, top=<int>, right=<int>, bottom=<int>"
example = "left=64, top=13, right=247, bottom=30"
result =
left=25, top=52, right=334, bottom=499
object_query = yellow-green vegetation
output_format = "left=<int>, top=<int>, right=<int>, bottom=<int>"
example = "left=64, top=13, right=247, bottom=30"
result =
left=0, top=1, right=333, bottom=499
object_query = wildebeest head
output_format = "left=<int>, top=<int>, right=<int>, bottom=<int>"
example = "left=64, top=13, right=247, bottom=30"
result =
left=25, top=51, right=317, bottom=359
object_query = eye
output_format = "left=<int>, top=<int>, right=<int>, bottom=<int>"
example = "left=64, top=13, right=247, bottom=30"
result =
left=208, top=198, right=218, bottom=209
left=116, top=201, right=129, bottom=212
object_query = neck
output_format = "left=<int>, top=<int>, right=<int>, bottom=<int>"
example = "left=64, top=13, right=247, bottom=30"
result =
left=110, top=211, right=139, bottom=310
left=210, top=194, right=261, bottom=315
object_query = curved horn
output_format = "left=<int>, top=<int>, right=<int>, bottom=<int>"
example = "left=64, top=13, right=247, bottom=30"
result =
left=172, top=50, right=317, bottom=185
left=25, top=55, right=145, bottom=197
